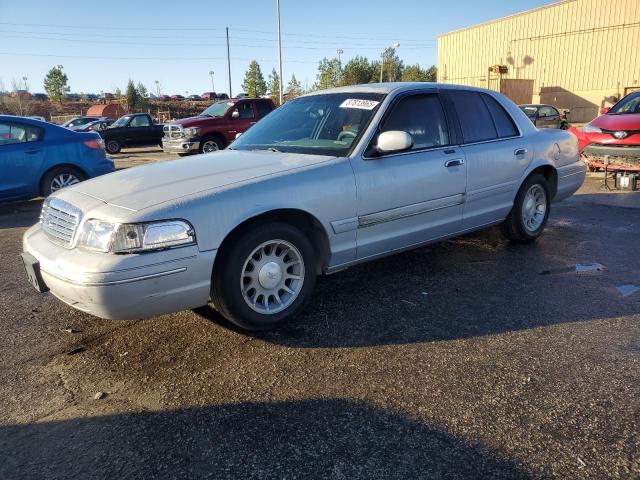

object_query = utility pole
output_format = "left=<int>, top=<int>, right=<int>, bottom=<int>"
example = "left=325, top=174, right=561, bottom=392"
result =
left=337, top=48, right=343, bottom=67
left=276, top=0, right=283, bottom=104
left=209, top=70, right=215, bottom=92
left=226, top=27, right=232, bottom=98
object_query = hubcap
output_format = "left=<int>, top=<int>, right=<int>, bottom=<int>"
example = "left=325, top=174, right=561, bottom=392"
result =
left=241, top=239, right=304, bottom=315
left=202, top=140, right=219, bottom=153
left=50, top=173, right=80, bottom=192
left=522, top=184, right=547, bottom=232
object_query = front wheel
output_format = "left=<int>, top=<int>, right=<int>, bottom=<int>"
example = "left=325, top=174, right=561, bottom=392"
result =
left=211, top=222, right=316, bottom=330
left=501, top=174, right=551, bottom=242
left=199, top=136, right=224, bottom=154
left=105, top=139, right=122, bottom=154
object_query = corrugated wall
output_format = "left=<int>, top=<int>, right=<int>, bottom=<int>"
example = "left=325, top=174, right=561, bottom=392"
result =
left=438, top=0, right=640, bottom=122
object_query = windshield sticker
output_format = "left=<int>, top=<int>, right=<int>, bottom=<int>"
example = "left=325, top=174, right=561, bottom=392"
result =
left=340, top=99, right=380, bottom=110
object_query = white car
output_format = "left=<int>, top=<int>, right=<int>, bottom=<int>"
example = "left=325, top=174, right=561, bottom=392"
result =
left=22, top=83, right=585, bottom=330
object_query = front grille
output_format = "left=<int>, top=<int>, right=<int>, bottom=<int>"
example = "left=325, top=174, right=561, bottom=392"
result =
left=40, top=198, right=82, bottom=248
left=163, top=124, right=184, bottom=139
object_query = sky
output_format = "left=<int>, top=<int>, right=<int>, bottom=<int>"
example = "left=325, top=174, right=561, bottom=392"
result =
left=0, top=0, right=555, bottom=96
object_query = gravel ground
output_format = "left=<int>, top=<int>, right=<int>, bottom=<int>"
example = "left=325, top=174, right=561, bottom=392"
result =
left=0, top=165, right=638, bottom=479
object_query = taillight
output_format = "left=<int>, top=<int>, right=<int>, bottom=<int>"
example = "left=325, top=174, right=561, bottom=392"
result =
left=84, top=139, right=105, bottom=150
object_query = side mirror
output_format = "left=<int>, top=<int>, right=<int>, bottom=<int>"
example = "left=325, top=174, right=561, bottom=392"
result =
left=231, top=110, right=240, bottom=119
left=599, top=107, right=610, bottom=115
left=376, top=131, right=413, bottom=154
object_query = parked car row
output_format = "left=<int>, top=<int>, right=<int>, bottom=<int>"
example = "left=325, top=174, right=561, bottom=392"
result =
left=519, top=104, right=570, bottom=129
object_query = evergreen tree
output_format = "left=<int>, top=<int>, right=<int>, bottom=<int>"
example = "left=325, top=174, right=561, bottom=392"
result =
left=267, top=68, right=281, bottom=105
left=286, top=74, right=303, bottom=99
left=43, top=65, right=69, bottom=103
left=242, top=61, right=267, bottom=97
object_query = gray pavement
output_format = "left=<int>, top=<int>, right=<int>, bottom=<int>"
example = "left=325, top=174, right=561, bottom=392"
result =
left=0, top=164, right=638, bottom=479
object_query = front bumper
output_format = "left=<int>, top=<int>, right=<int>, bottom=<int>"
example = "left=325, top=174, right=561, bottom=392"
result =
left=22, top=224, right=216, bottom=320
left=162, top=137, right=200, bottom=153
left=582, top=144, right=640, bottom=171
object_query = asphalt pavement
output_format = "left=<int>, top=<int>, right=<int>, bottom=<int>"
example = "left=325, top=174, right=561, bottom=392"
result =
left=0, top=168, right=638, bottom=479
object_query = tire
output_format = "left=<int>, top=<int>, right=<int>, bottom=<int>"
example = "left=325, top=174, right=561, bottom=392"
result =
left=501, top=173, right=551, bottom=242
left=41, top=166, right=86, bottom=197
left=211, top=222, right=317, bottom=331
left=105, top=139, right=122, bottom=154
left=199, top=135, right=224, bottom=154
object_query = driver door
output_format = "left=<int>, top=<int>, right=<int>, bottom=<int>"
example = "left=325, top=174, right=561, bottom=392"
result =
left=349, top=92, right=467, bottom=259
left=226, top=102, right=256, bottom=142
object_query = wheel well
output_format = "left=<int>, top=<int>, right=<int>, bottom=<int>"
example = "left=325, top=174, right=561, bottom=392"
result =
left=203, top=132, right=227, bottom=148
left=39, top=164, right=87, bottom=196
left=214, top=209, right=331, bottom=275
left=529, top=165, right=557, bottom=199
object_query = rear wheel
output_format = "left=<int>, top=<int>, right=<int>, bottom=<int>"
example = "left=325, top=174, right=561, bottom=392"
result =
left=501, top=174, right=551, bottom=242
left=105, top=139, right=122, bottom=154
left=41, top=166, right=86, bottom=197
left=211, top=222, right=316, bottom=331
left=199, top=136, right=224, bottom=154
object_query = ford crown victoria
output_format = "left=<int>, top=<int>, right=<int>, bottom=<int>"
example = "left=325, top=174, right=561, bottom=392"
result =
left=22, top=83, right=585, bottom=330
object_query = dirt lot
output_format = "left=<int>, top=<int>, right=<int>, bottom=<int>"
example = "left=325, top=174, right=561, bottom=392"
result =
left=0, top=153, right=639, bottom=479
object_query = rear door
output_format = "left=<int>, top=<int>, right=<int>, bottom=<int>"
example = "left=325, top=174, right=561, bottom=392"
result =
left=446, top=90, right=531, bottom=229
left=351, top=91, right=467, bottom=259
left=0, top=121, right=45, bottom=200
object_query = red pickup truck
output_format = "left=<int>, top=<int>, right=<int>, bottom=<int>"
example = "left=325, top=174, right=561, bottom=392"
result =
left=162, top=98, right=276, bottom=155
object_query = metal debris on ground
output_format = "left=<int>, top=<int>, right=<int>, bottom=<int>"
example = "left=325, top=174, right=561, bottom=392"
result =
left=616, top=284, right=640, bottom=297
left=66, top=346, right=86, bottom=355
left=93, top=391, right=106, bottom=400
left=61, top=327, right=79, bottom=334
left=577, top=457, right=587, bottom=468
left=575, top=263, right=606, bottom=274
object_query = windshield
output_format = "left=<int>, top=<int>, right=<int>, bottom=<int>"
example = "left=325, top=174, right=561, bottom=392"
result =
left=609, top=92, right=640, bottom=114
left=201, top=101, right=234, bottom=117
left=519, top=106, right=538, bottom=118
left=111, top=115, right=131, bottom=127
left=231, top=93, right=384, bottom=156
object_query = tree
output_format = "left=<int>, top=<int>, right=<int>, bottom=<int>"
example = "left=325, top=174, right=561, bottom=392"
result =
left=401, top=64, right=434, bottom=82
left=242, top=60, right=267, bottom=97
left=341, top=56, right=377, bottom=86
left=267, top=68, right=281, bottom=105
left=114, top=87, right=122, bottom=98
left=136, top=82, right=148, bottom=98
left=424, top=65, right=437, bottom=82
left=314, top=57, right=342, bottom=90
left=43, top=65, right=69, bottom=103
left=125, top=79, right=138, bottom=113
left=380, top=47, right=404, bottom=82
left=286, top=74, right=303, bottom=99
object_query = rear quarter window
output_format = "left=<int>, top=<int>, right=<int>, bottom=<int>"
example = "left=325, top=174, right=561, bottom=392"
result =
left=256, top=101, right=274, bottom=117
left=482, top=95, right=518, bottom=138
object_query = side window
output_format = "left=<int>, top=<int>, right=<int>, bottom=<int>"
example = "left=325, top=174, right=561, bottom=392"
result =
left=256, top=101, right=273, bottom=117
left=130, top=115, right=151, bottom=127
left=482, top=94, right=518, bottom=138
left=0, top=123, right=30, bottom=146
left=450, top=91, right=497, bottom=143
left=380, top=94, right=450, bottom=150
left=235, top=102, right=255, bottom=119
left=26, top=125, right=43, bottom=142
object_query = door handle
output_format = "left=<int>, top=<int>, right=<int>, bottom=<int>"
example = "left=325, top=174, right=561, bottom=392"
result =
left=514, top=148, right=527, bottom=156
left=445, top=158, right=464, bottom=168
left=25, top=149, right=41, bottom=155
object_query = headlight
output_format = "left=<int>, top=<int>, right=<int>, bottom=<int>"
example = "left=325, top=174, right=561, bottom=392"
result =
left=184, top=127, right=201, bottom=138
left=583, top=123, right=602, bottom=133
left=78, top=219, right=195, bottom=253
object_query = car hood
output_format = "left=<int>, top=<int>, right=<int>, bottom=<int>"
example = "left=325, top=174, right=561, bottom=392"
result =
left=591, top=113, right=640, bottom=131
left=67, top=149, right=336, bottom=212
left=168, top=116, right=223, bottom=127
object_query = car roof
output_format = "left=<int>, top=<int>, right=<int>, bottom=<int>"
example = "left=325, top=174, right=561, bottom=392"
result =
left=0, top=115, right=48, bottom=126
left=301, top=82, right=503, bottom=98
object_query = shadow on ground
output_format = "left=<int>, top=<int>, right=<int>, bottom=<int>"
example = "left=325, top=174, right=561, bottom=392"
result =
left=0, top=399, right=535, bottom=480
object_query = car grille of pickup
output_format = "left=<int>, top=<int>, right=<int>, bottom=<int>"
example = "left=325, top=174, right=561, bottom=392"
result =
left=40, top=198, right=82, bottom=248
left=163, top=124, right=183, bottom=139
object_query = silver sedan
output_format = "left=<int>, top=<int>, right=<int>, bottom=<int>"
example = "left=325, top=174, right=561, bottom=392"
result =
left=22, top=83, right=585, bottom=330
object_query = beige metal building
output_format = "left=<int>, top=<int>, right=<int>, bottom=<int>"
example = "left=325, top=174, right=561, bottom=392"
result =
left=437, top=0, right=640, bottom=122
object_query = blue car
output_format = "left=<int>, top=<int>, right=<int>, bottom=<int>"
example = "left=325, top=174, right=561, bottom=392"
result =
left=0, top=115, right=114, bottom=201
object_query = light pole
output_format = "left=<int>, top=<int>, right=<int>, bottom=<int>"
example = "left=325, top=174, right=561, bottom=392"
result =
left=22, top=76, right=28, bottom=91
left=337, top=48, right=343, bottom=67
left=379, top=43, right=400, bottom=83
left=276, top=0, right=283, bottom=104
left=209, top=70, right=215, bottom=93
left=155, top=80, right=160, bottom=97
